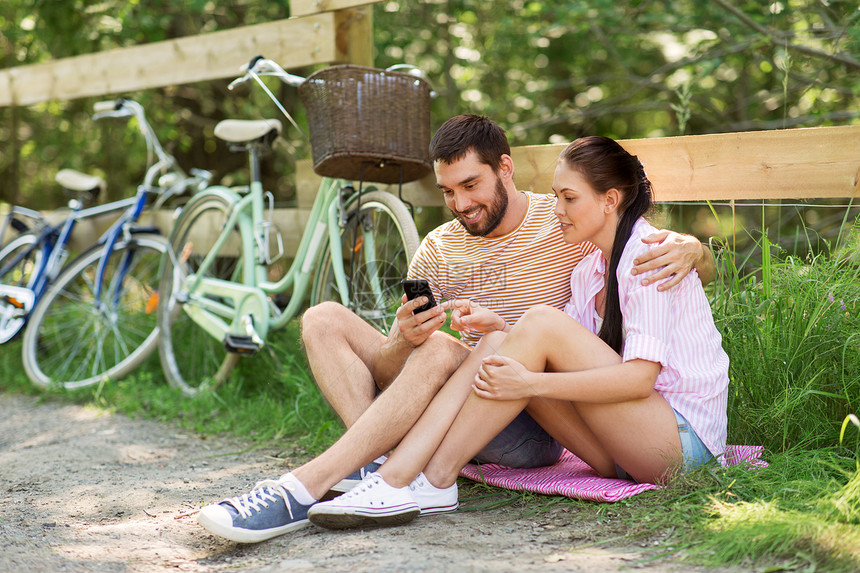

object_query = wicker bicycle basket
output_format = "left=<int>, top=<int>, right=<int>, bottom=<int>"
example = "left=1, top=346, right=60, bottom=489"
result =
left=298, top=65, right=432, bottom=184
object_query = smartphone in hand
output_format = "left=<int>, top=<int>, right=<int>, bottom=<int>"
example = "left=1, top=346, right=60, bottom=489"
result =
left=401, top=279, right=436, bottom=314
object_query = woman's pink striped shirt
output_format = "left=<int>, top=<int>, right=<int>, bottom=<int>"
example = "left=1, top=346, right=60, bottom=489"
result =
left=563, top=218, right=729, bottom=460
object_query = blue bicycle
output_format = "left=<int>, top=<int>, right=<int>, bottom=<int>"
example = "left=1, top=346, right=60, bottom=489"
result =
left=10, top=99, right=209, bottom=390
left=0, top=170, right=128, bottom=344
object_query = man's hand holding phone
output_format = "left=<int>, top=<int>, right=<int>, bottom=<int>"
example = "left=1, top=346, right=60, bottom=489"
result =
left=396, top=279, right=446, bottom=347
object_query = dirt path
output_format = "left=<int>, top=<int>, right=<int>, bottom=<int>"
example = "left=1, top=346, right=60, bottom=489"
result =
left=0, top=393, right=731, bottom=572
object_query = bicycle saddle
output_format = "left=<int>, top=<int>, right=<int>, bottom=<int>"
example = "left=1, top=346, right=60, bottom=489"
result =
left=55, top=169, right=106, bottom=196
left=214, top=119, right=282, bottom=144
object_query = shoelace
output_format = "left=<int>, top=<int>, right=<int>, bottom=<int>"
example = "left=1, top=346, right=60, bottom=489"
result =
left=340, top=474, right=382, bottom=499
left=224, top=478, right=296, bottom=520
left=408, top=475, right=426, bottom=492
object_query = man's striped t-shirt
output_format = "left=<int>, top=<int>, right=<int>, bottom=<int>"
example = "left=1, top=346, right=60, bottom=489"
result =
left=407, top=192, right=596, bottom=347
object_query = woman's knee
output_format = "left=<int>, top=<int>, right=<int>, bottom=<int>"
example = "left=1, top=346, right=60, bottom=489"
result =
left=511, top=305, right=568, bottom=337
left=520, top=304, right=564, bottom=323
left=474, top=330, right=506, bottom=353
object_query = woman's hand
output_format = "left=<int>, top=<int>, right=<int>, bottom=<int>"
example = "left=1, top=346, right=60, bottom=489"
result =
left=473, top=355, right=536, bottom=400
left=443, top=299, right=507, bottom=334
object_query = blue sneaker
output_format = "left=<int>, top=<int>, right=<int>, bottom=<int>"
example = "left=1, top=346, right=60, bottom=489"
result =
left=197, top=475, right=313, bottom=543
left=330, top=455, right=387, bottom=494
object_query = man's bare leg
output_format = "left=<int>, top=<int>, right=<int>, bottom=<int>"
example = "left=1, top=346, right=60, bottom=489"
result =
left=301, top=302, right=385, bottom=427
left=294, top=327, right=471, bottom=500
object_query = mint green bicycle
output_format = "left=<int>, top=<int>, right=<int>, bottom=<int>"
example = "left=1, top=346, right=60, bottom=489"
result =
left=157, top=57, right=429, bottom=396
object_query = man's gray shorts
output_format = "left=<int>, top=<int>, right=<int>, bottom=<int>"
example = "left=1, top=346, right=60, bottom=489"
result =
left=472, top=410, right=562, bottom=468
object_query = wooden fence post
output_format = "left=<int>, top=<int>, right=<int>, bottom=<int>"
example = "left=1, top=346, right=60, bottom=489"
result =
left=333, top=6, right=374, bottom=66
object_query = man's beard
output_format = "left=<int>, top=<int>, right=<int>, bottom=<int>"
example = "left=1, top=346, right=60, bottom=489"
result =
left=453, top=176, right=509, bottom=237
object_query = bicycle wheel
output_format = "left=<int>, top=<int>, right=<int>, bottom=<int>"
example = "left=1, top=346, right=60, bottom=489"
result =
left=158, top=194, right=241, bottom=396
left=311, top=190, right=420, bottom=334
left=22, top=232, right=167, bottom=389
left=0, top=233, right=40, bottom=343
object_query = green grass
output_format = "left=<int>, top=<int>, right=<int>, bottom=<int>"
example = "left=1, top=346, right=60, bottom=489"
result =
left=454, top=447, right=860, bottom=571
left=711, top=219, right=859, bottom=453
left=1, top=216, right=858, bottom=571
left=0, top=320, right=345, bottom=455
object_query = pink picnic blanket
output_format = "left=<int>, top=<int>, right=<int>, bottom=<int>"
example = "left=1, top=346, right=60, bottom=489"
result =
left=459, top=445, right=765, bottom=502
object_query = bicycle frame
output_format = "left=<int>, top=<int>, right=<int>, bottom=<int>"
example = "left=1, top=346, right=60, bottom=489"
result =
left=0, top=205, right=44, bottom=247
left=168, top=56, right=422, bottom=353
left=0, top=196, right=138, bottom=313
left=91, top=190, right=153, bottom=308
left=172, top=174, right=377, bottom=345
left=85, top=97, right=212, bottom=310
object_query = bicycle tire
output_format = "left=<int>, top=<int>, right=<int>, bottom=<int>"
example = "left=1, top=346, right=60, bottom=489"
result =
left=22, top=232, right=167, bottom=390
left=157, top=193, right=241, bottom=397
left=0, top=233, right=41, bottom=343
left=310, top=190, right=420, bottom=334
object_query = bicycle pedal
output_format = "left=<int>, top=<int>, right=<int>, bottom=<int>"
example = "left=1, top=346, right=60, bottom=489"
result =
left=223, top=334, right=261, bottom=354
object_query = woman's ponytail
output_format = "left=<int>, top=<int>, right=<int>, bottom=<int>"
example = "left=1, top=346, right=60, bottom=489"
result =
left=559, top=137, right=653, bottom=354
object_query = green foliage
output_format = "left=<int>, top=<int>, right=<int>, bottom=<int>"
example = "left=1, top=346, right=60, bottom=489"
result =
left=376, top=0, right=860, bottom=145
left=697, top=447, right=859, bottom=569
left=692, top=451, right=860, bottom=571
left=712, top=217, right=860, bottom=452
left=3, top=1, right=860, bottom=210
left=0, top=0, right=299, bottom=208
left=458, top=450, right=860, bottom=570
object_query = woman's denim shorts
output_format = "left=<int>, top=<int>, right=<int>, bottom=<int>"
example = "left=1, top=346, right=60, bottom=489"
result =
left=615, top=408, right=714, bottom=481
left=673, top=408, right=714, bottom=470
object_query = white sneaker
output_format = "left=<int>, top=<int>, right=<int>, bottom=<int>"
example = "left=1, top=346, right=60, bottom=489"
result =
left=409, top=472, right=458, bottom=515
left=307, top=472, right=419, bottom=530
left=329, top=455, right=388, bottom=494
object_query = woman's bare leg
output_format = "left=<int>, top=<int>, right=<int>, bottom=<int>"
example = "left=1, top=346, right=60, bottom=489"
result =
left=421, top=305, right=682, bottom=487
left=376, top=331, right=508, bottom=487
left=525, top=390, right=681, bottom=483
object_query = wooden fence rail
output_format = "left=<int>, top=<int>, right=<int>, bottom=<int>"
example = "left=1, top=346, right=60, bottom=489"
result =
left=299, top=125, right=860, bottom=208
left=9, top=124, right=855, bottom=253
left=0, top=2, right=374, bottom=107
left=2, top=0, right=857, bottom=253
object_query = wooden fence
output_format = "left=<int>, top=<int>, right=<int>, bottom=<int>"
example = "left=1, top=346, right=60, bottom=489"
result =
left=0, top=1, right=375, bottom=106
left=1, top=0, right=858, bottom=253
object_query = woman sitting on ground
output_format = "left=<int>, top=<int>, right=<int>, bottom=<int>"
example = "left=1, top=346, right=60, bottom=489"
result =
left=306, top=135, right=730, bottom=529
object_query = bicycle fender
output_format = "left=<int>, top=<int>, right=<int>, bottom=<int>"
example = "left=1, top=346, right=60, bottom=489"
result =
left=167, top=186, right=242, bottom=240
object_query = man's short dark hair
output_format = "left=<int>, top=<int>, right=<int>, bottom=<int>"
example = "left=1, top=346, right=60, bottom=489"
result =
left=428, top=115, right=511, bottom=172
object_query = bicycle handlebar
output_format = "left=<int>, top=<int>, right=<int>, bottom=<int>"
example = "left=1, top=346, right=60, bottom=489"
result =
left=229, top=56, right=432, bottom=91
left=228, top=55, right=305, bottom=92
left=91, top=98, right=196, bottom=196
left=92, top=98, right=171, bottom=167
left=228, top=56, right=434, bottom=142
